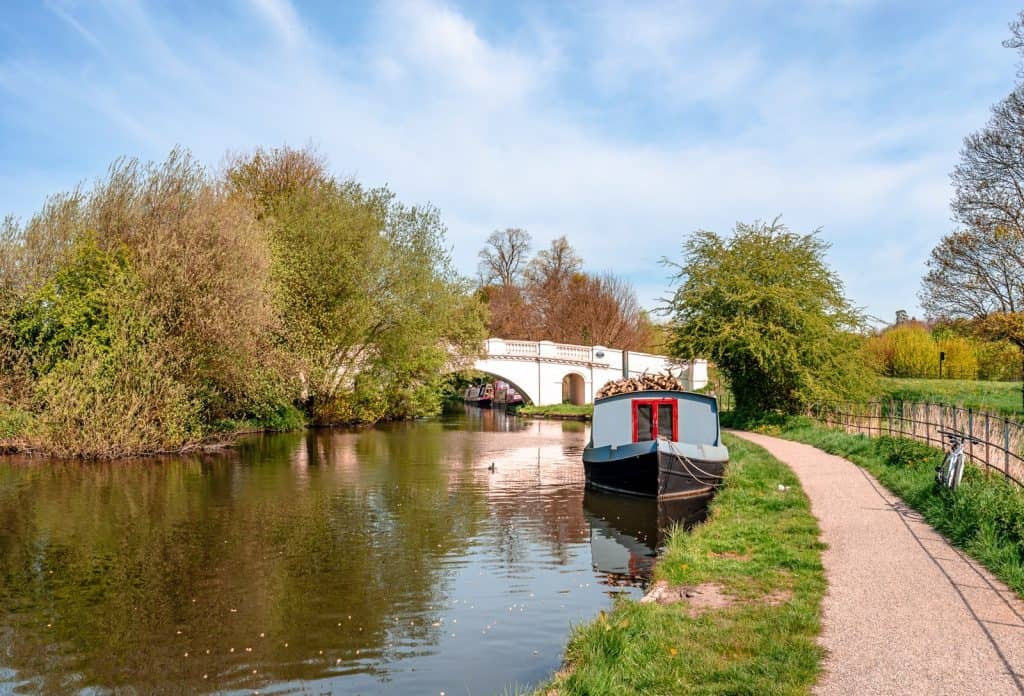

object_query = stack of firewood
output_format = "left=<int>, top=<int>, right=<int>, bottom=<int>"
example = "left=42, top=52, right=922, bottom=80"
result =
left=595, top=371, right=685, bottom=399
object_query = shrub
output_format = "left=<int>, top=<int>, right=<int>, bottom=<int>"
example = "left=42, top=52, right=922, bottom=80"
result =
left=861, top=333, right=894, bottom=375
left=888, top=325, right=939, bottom=378
left=876, top=436, right=935, bottom=468
left=937, top=336, right=979, bottom=379
left=977, top=340, right=1022, bottom=381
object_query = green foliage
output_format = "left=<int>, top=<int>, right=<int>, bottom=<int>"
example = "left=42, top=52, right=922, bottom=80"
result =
left=978, top=340, right=1022, bottom=381
left=228, top=148, right=487, bottom=426
left=0, top=404, right=32, bottom=440
left=875, top=436, right=936, bottom=468
left=887, top=325, right=939, bottom=377
left=664, top=219, right=874, bottom=417
left=937, top=336, right=979, bottom=379
left=0, top=146, right=486, bottom=456
left=863, top=325, right=984, bottom=380
left=546, top=434, right=825, bottom=695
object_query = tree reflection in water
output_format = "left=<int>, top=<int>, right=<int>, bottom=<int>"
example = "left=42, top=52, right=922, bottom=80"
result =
left=0, top=411, right=686, bottom=694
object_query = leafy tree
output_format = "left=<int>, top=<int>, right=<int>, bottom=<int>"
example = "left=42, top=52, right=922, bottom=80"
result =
left=227, top=146, right=486, bottom=424
left=0, top=145, right=486, bottom=455
left=664, top=219, right=872, bottom=416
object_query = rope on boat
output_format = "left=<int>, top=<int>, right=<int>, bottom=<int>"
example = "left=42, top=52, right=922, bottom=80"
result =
left=662, top=437, right=724, bottom=488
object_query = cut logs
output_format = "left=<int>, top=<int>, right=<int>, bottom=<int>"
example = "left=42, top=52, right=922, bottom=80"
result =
left=595, top=371, right=686, bottom=400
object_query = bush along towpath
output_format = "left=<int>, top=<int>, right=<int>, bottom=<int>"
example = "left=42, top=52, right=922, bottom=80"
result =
left=733, top=426, right=1024, bottom=695
left=542, top=433, right=827, bottom=696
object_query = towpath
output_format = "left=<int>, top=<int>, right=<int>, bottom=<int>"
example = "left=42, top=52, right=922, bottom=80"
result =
left=732, top=431, right=1024, bottom=696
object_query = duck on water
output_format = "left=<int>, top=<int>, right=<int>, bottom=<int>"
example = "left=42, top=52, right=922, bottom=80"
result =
left=582, top=387, right=728, bottom=499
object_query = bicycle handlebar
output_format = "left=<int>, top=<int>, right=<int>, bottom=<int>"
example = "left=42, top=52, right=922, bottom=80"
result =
left=937, top=428, right=984, bottom=445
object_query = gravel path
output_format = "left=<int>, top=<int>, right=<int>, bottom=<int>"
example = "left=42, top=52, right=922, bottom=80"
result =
left=732, top=431, right=1024, bottom=696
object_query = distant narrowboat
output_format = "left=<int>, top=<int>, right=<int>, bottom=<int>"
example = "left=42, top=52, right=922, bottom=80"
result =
left=463, top=383, right=494, bottom=408
left=582, top=389, right=728, bottom=499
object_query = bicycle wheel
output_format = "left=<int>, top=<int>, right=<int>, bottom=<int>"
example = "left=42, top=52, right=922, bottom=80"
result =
left=952, top=453, right=966, bottom=489
left=938, top=451, right=956, bottom=487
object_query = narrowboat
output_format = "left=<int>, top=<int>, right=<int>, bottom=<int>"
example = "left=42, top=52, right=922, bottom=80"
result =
left=463, top=383, right=494, bottom=408
left=492, top=380, right=524, bottom=408
left=582, top=389, right=728, bottom=499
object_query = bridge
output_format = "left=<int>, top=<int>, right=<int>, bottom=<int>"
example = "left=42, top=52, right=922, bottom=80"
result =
left=465, top=338, right=708, bottom=406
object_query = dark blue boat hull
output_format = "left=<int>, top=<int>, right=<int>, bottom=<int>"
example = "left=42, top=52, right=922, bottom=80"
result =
left=582, top=441, right=725, bottom=499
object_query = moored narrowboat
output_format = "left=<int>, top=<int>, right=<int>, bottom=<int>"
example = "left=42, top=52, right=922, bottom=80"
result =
left=582, top=389, right=728, bottom=499
left=463, top=383, right=494, bottom=408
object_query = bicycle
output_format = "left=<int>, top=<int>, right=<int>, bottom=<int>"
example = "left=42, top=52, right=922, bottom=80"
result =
left=935, top=429, right=982, bottom=490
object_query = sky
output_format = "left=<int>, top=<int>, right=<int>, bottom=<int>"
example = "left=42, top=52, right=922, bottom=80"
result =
left=1, top=0, right=1021, bottom=326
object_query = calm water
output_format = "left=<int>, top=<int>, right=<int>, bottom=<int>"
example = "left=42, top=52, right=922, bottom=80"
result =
left=0, top=408, right=705, bottom=695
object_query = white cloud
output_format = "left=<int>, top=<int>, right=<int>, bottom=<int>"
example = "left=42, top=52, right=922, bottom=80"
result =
left=0, top=0, right=1019, bottom=325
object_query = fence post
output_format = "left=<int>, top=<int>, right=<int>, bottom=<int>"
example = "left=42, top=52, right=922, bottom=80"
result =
left=1006, top=421, right=1011, bottom=480
left=985, top=412, right=991, bottom=473
left=968, top=409, right=974, bottom=464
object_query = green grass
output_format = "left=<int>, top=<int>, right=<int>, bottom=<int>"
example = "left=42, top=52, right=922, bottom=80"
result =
left=519, top=403, right=594, bottom=418
left=878, top=377, right=1024, bottom=417
left=761, top=417, right=1024, bottom=597
left=544, top=434, right=826, bottom=695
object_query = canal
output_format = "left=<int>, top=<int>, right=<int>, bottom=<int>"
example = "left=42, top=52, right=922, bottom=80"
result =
left=0, top=408, right=705, bottom=694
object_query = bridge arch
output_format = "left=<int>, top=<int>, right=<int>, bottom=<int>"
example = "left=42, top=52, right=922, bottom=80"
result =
left=469, top=370, right=535, bottom=406
left=561, top=371, right=587, bottom=406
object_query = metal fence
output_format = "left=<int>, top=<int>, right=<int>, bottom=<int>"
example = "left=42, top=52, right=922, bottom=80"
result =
left=808, top=400, right=1024, bottom=487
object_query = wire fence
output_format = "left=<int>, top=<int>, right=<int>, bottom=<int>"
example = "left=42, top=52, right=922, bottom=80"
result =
left=808, top=400, right=1024, bottom=487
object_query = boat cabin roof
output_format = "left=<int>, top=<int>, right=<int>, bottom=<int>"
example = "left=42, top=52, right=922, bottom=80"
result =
left=594, top=389, right=717, bottom=407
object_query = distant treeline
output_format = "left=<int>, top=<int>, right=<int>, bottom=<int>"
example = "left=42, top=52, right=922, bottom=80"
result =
left=476, top=229, right=659, bottom=352
left=862, top=321, right=1020, bottom=381
left=0, top=147, right=486, bottom=457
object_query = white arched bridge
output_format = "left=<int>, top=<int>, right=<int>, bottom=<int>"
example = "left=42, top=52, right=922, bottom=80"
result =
left=462, top=338, right=708, bottom=406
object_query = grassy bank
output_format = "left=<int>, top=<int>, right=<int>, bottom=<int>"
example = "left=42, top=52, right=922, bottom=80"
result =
left=519, top=403, right=594, bottom=419
left=878, top=377, right=1023, bottom=417
left=758, top=417, right=1024, bottom=597
left=543, top=434, right=825, bottom=695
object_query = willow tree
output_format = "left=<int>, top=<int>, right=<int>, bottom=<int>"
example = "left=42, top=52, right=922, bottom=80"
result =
left=664, top=219, right=871, bottom=417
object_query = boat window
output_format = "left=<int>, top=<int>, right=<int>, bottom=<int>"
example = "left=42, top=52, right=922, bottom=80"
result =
left=635, top=404, right=653, bottom=441
left=658, top=402, right=676, bottom=440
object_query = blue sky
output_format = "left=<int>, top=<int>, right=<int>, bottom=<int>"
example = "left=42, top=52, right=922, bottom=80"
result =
left=1, top=1, right=1021, bottom=325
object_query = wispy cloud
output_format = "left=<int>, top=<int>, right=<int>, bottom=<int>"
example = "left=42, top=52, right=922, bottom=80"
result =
left=0, top=0, right=1019, bottom=324
left=249, top=0, right=304, bottom=47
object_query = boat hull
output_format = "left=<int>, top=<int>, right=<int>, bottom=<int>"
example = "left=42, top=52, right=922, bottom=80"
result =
left=582, top=440, right=727, bottom=499
left=465, top=398, right=493, bottom=408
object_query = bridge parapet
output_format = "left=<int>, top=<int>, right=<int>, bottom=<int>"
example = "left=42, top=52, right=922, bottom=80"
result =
left=472, top=338, right=708, bottom=405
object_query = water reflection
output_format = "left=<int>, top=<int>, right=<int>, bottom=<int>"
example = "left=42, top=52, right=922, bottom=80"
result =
left=0, top=410, right=695, bottom=694
left=584, top=490, right=708, bottom=587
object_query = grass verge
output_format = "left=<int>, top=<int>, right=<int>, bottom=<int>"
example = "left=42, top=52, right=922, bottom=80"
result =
left=519, top=403, right=594, bottom=419
left=754, top=416, right=1024, bottom=597
left=543, top=433, right=826, bottom=695
left=878, top=377, right=1023, bottom=417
